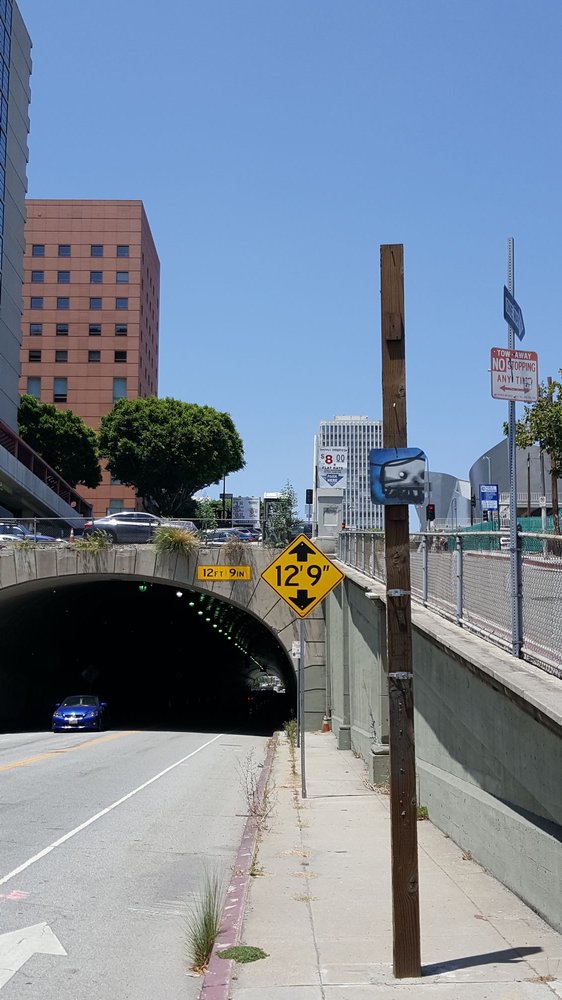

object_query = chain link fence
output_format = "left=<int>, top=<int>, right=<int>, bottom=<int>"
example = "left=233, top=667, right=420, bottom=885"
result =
left=338, top=529, right=562, bottom=679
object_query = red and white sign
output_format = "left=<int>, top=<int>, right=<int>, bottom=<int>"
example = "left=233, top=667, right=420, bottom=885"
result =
left=490, top=347, right=538, bottom=402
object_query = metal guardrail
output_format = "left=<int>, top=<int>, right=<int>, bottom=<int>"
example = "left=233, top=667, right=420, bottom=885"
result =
left=338, top=529, right=562, bottom=680
left=0, top=418, right=92, bottom=518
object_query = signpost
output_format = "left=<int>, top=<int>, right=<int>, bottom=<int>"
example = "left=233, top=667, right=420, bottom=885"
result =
left=261, top=534, right=344, bottom=797
left=503, top=285, right=525, bottom=341
left=490, top=347, right=538, bottom=402
left=479, top=484, right=499, bottom=511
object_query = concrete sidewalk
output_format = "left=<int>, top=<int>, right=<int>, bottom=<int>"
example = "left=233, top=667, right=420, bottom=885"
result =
left=227, top=730, right=562, bottom=999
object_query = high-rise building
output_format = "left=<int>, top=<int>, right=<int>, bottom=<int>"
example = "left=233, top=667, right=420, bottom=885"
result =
left=0, top=3, right=88, bottom=522
left=19, top=200, right=160, bottom=517
left=314, top=415, right=383, bottom=531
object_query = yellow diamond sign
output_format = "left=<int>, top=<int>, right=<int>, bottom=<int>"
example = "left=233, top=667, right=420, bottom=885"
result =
left=261, top=534, right=344, bottom=618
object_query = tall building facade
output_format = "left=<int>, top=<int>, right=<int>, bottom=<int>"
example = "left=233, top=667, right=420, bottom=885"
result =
left=315, top=415, right=383, bottom=530
left=19, top=200, right=160, bottom=517
left=0, top=1, right=30, bottom=431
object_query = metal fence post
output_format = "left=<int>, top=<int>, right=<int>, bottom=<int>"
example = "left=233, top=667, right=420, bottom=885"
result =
left=455, top=533, right=463, bottom=624
left=422, top=535, right=428, bottom=605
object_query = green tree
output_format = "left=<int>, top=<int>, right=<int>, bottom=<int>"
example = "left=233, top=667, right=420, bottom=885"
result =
left=510, top=372, right=562, bottom=534
left=264, top=481, right=299, bottom=547
left=98, top=397, right=245, bottom=516
left=18, top=394, right=102, bottom=489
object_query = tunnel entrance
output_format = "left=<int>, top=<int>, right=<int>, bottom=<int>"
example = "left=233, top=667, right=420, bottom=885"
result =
left=0, top=580, right=297, bottom=734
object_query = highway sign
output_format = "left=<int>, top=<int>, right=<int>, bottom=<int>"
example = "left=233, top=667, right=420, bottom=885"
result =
left=503, top=286, right=525, bottom=341
left=491, top=347, right=538, bottom=402
left=479, top=483, right=499, bottom=511
left=261, top=534, right=344, bottom=617
left=197, top=565, right=251, bottom=581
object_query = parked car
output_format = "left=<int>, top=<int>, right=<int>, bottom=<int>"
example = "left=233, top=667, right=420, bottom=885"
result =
left=0, top=522, right=63, bottom=544
left=52, top=695, right=108, bottom=732
left=83, top=512, right=197, bottom=543
left=202, top=528, right=250, bottom=545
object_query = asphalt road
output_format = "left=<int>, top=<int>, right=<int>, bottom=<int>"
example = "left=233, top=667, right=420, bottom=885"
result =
left=0, top=728, right=269, bottom=999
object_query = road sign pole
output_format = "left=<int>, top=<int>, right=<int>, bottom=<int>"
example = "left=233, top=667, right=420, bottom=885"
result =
left=506, top=238, right=522, bottom=658
left=380, top=244, right=421, bottom=979
left=299, top=618, right=306, bottom=799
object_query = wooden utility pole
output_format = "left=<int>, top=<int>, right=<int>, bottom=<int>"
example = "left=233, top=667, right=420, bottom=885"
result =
left=380, top=245, right=421, bottom=978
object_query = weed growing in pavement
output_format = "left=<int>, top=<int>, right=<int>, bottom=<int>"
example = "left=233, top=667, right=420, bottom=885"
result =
left=152, top=525, right=199, bottom=556
left=416, top=805, right=429, bottom=821
left=283, top=718, right=297, bottom=748
left=73, top=531, right=111, bottom=552
left=185, top=868, right=226, bottom=974
left=217, top=945, right=268, bottom=964
left=237, top=747, right=277, bottom=835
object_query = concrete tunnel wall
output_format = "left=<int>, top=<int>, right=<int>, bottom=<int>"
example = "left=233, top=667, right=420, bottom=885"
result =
left=326, top=567, right=562, bottom=935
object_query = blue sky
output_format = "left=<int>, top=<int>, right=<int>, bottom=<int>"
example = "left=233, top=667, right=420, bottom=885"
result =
left=18, top=1, right=560, bottom=514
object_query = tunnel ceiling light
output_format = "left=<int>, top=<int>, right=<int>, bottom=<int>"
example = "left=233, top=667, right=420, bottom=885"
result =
left=176, top=591, right=183, bottom=598
left=197, top=610, right=203, bottom=616
left=188, top=601, right=195, bottom=607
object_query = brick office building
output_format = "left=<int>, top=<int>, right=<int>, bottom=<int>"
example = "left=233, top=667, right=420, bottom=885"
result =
left=19, top=200, right=160, bottom=517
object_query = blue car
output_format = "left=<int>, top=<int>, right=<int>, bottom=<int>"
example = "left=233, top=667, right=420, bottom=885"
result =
left=52, top=695, right=108, bottom=732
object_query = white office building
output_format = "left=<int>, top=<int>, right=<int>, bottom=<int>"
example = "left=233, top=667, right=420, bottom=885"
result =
left=314, top=416, right=383, bottom=531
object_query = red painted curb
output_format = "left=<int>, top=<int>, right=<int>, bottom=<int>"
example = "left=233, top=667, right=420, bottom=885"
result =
left=199, top=733, right=278, bottom=999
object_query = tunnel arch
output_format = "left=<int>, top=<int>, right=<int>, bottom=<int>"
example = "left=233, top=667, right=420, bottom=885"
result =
left=0, top=544, right=326, bottom=731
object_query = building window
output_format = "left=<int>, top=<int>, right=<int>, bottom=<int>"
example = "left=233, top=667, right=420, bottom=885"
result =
left=115, top=297, right=128, bottom=310
left=113, top=377, right=126, bottom=401
left=31, top=270, right=44, bottom=283
left=29, top=323, right=42, bottom=336
left=55, top=350, right=68, bottom=363
left=116, top=271, right=128, bottom=284
left=107, top=500, right=125, bottom=513
left=56, top=323, right=69, bottom=336
left=30, top=297, right=43, bottom=309
left=58, top=245, right=71, bottom=257
left=110, top=474, right=122, bottom=485
left=28, top=349, right=42, bottom=362
left=88, top=350, right=101, bottom=363
left=116, top=245, right=129, bottom=257
left=56, top=297, right=70, bottom=310
left=90, top=245, right=103, bottom=257
left=26, top=376, right=41, bottom=399
left=115, top=323, right=127, bottom=335
left=89, top=297, right=102, bottom=310
left=88, top=323, right=102, bottom=336
left=114, top=350, right=127, bottom=363
left=53, top=377, right=67, bottom=403
left=90, top=271, right=103, bottom=284
left=31, top=244, right=45, bottom=257
left=57, top=270, right=70, bottom=283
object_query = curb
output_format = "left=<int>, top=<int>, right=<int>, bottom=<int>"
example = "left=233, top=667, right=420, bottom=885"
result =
left=199, top=732, right=278, bottom=999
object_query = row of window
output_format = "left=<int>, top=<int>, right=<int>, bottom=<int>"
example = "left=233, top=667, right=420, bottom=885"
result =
left=31, top=244, right=129, bottom=258
left=26, top=376, right=127, bottom=404
left=30, top=297, right=129, bottom=310
left=28, top=350, right=128, bottom=363
left=29, top=322, right=128, bottom=336
left=31, top=271, right=129, bottom=284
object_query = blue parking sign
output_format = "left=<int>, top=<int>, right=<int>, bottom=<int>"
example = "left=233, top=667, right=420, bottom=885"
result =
left=479, top=483, right=499, bottom=511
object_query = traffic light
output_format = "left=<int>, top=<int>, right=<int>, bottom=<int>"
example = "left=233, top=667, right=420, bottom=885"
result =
left=471, top=494, right=476, bottom=508
left=426, top=503, right=435, bottom=522
left=482, top=510, right=489, bottom=522
left=305, top=488, right=313, bottom=505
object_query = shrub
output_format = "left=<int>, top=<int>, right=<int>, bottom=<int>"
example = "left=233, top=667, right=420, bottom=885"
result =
left=152, top=525, right=199, bottom=556
left=186, top=869, right=226, bottom=973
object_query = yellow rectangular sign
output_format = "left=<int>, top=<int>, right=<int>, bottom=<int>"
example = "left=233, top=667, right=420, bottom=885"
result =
left=197, top=565, right=251, bottom=581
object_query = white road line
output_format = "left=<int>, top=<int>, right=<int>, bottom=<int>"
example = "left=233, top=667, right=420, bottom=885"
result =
left=0, top=733, right=223, bottom=887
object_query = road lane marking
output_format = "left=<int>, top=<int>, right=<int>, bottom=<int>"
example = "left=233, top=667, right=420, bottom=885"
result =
left=0, top=731, right=137, bottom=773
left=0, top=734, right=223, bottom=887
left=0, top=922, right=66, bottom=990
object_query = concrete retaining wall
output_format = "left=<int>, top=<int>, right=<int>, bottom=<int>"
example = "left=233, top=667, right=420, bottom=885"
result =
left=326, top=567, right=562, bottom=933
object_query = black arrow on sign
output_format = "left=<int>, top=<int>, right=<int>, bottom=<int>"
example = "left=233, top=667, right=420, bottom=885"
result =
left=289, top=589, right=315, bottom=611
left=289, top=540, right=316, bottom=562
